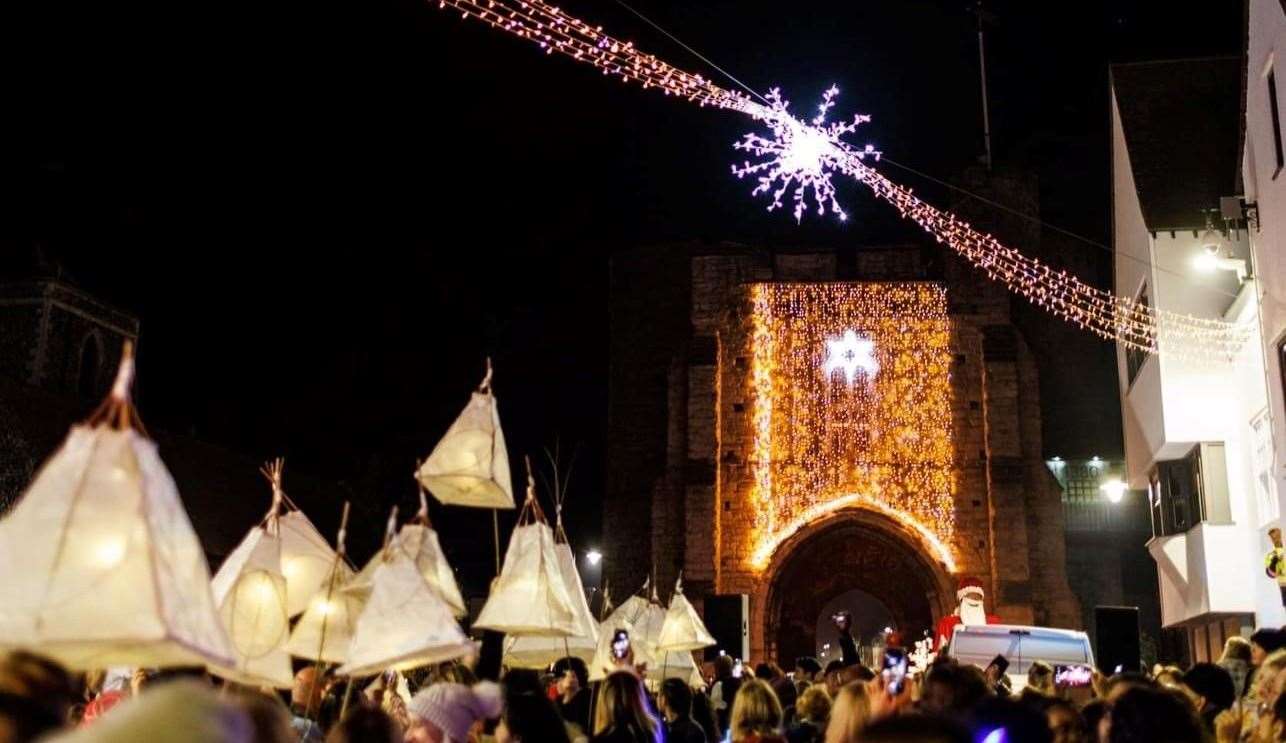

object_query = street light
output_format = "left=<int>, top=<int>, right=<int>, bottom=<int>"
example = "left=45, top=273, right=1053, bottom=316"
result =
left=1101, top=479, right=1128, bottom=504
left=585, top=549, right=602, bottom=566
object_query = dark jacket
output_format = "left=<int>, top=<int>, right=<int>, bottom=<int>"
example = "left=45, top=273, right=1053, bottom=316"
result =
left=666, top=716, right=707, bottom=743
left=591, top=723, right=655, bottom=743
left=785, top=720, right=824, bottom=743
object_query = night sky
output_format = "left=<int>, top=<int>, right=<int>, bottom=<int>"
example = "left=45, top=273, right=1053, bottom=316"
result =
left=2, top=0, right=1243, bottom=560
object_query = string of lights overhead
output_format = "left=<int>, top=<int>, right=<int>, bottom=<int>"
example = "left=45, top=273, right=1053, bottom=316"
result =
left=435, top=0, right=1249, bottom=358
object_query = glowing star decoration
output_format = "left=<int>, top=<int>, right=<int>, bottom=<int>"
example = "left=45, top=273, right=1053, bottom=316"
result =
left=823, top=330, right=878, bottom=385
left=732, top=86, right=879, bottom=223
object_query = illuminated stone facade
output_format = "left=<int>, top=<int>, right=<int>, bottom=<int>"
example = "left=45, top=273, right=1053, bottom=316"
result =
left=606, top=243, right=1080, bottom=663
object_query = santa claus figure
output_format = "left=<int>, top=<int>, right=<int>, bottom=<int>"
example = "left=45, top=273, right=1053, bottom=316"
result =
left=934, top=576, right=999, bottom=650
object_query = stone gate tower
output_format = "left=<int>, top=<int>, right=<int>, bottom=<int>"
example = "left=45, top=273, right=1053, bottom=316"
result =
left=606, top=240, right=1079, bottom=663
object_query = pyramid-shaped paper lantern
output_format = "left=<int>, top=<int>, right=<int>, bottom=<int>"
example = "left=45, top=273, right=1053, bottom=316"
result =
left=589, top=594, right=667, bottom=681
left=285, top=565, right=365, bottom=664
left=0, top=350, right=233, bottom=671
left=345, top=523, right=465, bottom=617
left=504, top=542, right=599, bottom=668
left=474, top=522, right=576, bottom=636
left=652, top=646, right=704, bottom=688
left=277, top=510, right=348, bottom=616
left=208, top=526, right=294, bottom=688
left=338, top=547, right=474, bottom=676
left=656, top=580, right=716, bottom=653
left=417, top=369, right=514, bottom=509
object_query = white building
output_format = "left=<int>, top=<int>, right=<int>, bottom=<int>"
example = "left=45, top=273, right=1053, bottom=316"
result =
left=1111, top=57, right=1285, bottom=663
left=1242, top=0, right=1286, bottom=577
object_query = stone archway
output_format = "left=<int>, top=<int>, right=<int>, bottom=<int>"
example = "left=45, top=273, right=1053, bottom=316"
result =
left=760, top=508, right=955, bottom=665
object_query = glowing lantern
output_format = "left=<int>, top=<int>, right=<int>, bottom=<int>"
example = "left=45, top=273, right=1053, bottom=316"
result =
left=473, top=471, right=575, bottom=637
left=338, top=508, right=475, bottom=676
left=416, top=361, right=515, bottom=509
left=287, top=503, right=364, bottom=664
left=0, top=343, right=233, bottom=670
left=207, top=460, right=302, bottom=688
left=589, top=583, right=666, bottom=681
left=344, top=486, right=465, bottom=617
left=503, top=538, right=599, bottom=668
left=656, top=576, right=716, bottom=653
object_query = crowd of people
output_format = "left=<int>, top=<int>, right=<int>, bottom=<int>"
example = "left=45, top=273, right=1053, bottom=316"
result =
left=7, top=627, right=1286, bottom=742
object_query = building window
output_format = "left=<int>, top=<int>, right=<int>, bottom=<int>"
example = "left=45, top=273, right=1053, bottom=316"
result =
left=1149, top=444, right=1230, bottom=538
left=1252, top=410, right=1279, bottom=525
left=1126, top=284, right=1153, bottom=387
left=1271, top=68, right=1285, bottom=175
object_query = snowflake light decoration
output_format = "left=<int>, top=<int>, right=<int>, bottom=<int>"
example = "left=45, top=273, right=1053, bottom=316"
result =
left=732, top=86, right=880, bottom=222
left=822, top=329, right=878, bottom=384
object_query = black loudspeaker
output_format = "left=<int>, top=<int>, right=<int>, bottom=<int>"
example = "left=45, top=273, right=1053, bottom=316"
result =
left=704, top=594, right=750, bottom=662
left=1095, top=605, right=1141, bottom=674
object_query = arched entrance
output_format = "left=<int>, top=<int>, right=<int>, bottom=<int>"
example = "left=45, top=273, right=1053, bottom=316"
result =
left=762, top=509, right=955, bottom=666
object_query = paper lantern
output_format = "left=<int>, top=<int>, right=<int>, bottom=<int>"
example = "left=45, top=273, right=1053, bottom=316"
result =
left=416, top=363, right=514, bottom=509
left=287, top=502, right=363, bottom=664
left=474, top=481, right=575, bottom=637
left=0, top=345, right=233, bottom=670
left=208, top=528, right=293, bottom=688
left=345, top=491, right=465, bottom=618
left=656, top=577, right=716, bottom=653
left=338, top=512, right=474, bottom=676
left=503, top=542, right=599, bottom=668
left=589, top=588, right=666, bottom=681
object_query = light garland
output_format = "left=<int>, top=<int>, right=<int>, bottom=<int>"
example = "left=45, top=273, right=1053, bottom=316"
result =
left=732, top=86, right=878, bottom=222
left=746, top=283, right=956, bottom=573
left=432, top=0, right=1249, bottom=357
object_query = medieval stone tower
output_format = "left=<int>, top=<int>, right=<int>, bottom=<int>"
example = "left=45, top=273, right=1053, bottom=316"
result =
left=606, top=239, right=1080, bottom=663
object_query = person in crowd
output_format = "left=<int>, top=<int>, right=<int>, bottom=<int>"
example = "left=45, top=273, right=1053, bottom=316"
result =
left=771, top=675, right=798, bottom=728
left=968, top=696, right=1052, bottom=743
left=1042, top=699, right=1089, bottom=743
left=691, top=690, right=719, bottom=743
left=728, top=679, right=784, bottom=743
left=590, top=671, right=660, bottom=743
left=228, top=688, right=296, bottom=743
left=1180, top=662, right=1237, bottom=734
left=80, top=668, right=130, bottom=727
left=495, top=687, right=571, bottom=743
left=785, top=685, right=829, bottom=743
left=1079, top=699, right=1107, bottom=738
left=658, top=679, right=706, bottom=743
left=1153, top=664, right=1184, bottom=688
left=553, top=657, right=592, bottom=734
left=824, top=681, right=874, bottom=743
left=1220, top=636, right=1254, bottom=697
left=1101, top=685, right=1206, bottom=743
left=856, top=715, right=971, bottom=743
left=794, top=658, right=821, bottom=684
left=1021, top=661, right=1055, bottom=703
left=710, top=655, right=743, bottom=736
left=1100, top=671, right=1157, bottom=703
left=292, top=666, right=334, bottom=743
left=51, top=680, right=253, bottom=743
left=1246, top=628, right=1286, bottom=699
left=831, top=612, right=859, bottom=669
left=917, top=661, right=990, bottom=719
left=326, top=706, right=402, bottom=743
left=0, top=651, right=77, bottom=741
left=405, top=681, right=502, bottom=743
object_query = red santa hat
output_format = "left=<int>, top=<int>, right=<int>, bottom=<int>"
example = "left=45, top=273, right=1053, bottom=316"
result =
left=956, top=576, right=985, bottom=601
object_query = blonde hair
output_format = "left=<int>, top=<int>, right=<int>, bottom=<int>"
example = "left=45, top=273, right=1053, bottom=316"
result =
left=593, top=672, right=658, bottom=741
left=823, top=682, right=872, bottom=743
left=795, top=685, right=831, bottom=724
left=730, top=679, right=782, bottom=742
left=1027, top=661, right=1055, bottom=696
left=1250, top=649, right=1286, bottom=702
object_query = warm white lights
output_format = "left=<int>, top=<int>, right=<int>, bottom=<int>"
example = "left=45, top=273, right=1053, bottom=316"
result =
left=92, top=538, right=127, bottom=569
left=432, top=0, right=1250, bottom=359
left=1100, top=479, right=1127, bottom=504
left=585, top=549, right=602, bottom=566
left=823, top=329, right=879, bottom=385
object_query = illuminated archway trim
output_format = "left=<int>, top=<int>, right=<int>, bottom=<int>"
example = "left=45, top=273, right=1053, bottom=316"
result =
left=750, top=495, right=957, bottom=573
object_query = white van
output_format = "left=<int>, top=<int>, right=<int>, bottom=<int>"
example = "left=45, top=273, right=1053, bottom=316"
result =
left=944, top=624, right=1095, bottom=692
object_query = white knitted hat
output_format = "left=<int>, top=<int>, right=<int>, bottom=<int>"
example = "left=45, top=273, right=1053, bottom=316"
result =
left=407, top=681, right=502, bottom=742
